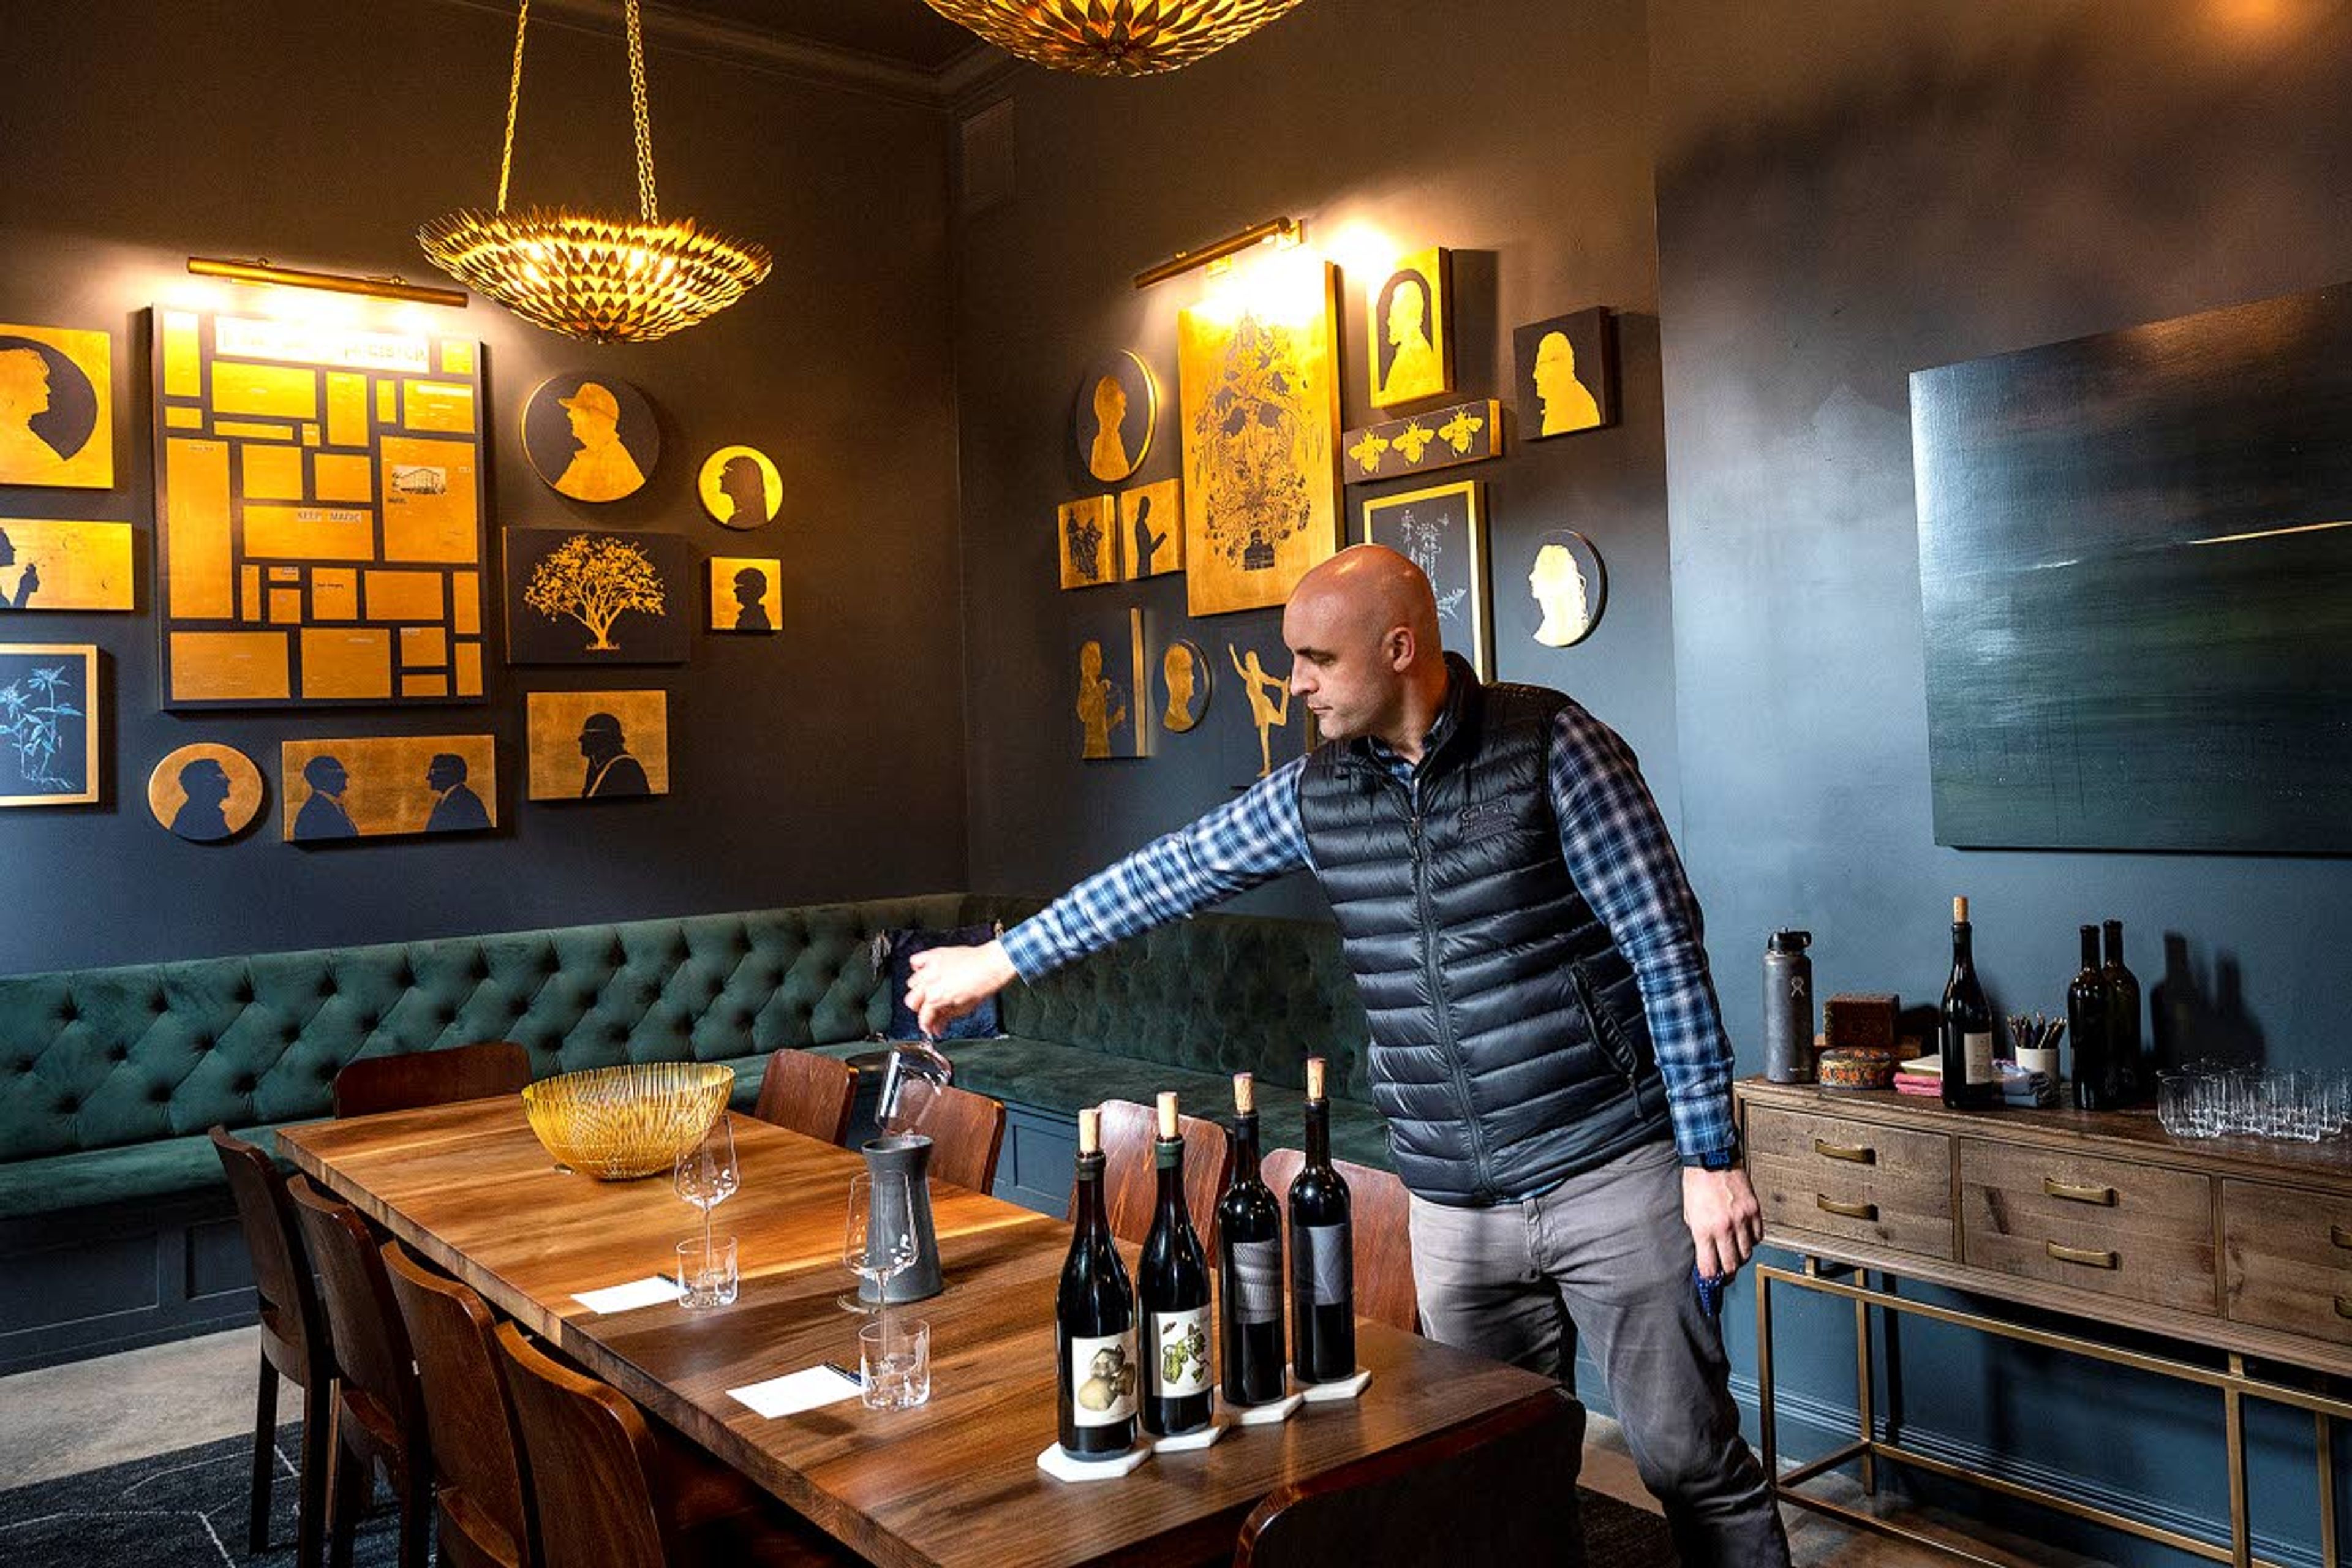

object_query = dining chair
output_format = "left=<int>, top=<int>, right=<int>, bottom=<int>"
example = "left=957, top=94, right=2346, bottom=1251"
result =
left=750, top=1048, right=858, bottom=1145
left=382, top=1241, right=536, bottom=1568
left=494, top=1321, right=848, bottom=1566
left=333, top=1039, right=532, bottom=1118
left=1096, top=1097, right=1231, bottom=1251
left=211, top=1126, right=335, bottom=1568
left=288, top=1177, right=433, bottom=1568
left=1232, top=1389, right=1581, bottom=1566
left=1261, top=1147, right=1419, bottom=1333
left=884, top=1074, right=1008, bottom=1193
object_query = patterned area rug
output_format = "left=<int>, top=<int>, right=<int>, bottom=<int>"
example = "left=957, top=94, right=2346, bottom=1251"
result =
left=0, top=1423, right=1677, bottom=1565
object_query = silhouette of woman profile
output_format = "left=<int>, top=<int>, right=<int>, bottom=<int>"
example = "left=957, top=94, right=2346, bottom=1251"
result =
left=170, top=757, right=233, bottom=841
left=1088, top=375, right=1131, bottom=481
left=0, top=349, right=69, bottom=484
left=293, top=755, right=358, bottom=839
left=718, top=454, right=770, bottom=526
left=578, top=713, right=650, bottom=798
left=732, top=566, right=772, bottom=631
left=0, top=527, right=39, bottom=609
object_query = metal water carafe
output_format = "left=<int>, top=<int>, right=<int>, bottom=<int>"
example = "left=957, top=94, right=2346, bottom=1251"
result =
left=859, top=1133, right=944, bottom=1303
left=1763, top=930, right=1814, bottom=1083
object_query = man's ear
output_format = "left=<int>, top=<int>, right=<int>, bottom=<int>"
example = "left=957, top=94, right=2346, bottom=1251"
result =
left=1385, top=625, right=1417, bottom=671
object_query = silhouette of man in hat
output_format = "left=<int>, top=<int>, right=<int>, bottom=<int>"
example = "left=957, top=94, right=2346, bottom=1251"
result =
left=554, top=382, right=646, bottom=501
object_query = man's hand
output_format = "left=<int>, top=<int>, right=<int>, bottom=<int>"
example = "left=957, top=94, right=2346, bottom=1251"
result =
left=906, top=940, right=1017, bottom=1038
left=1683, top=1165, right=1763, bottom=1282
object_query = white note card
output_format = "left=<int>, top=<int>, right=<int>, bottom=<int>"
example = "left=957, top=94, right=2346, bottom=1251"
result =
left=729, top=1366, right=864, bottom=1420
left=571, top=1275, right=678, bottom=1314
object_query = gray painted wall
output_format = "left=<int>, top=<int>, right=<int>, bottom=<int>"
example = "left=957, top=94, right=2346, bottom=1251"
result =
left=0, top=0, right=968, bottom=973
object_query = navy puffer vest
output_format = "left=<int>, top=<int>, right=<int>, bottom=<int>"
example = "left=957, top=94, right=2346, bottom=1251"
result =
left=1298, top=655, right=1670, bottom=1205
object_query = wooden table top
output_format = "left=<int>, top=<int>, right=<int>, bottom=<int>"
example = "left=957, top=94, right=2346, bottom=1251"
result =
left=280, top=1098, right=1553, bottom=1568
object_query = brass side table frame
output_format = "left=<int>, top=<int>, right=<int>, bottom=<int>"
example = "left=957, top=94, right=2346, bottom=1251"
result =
left=1757, top=1257, right=2348, bottom=1568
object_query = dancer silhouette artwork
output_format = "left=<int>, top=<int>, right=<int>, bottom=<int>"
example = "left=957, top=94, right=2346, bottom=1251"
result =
left=1228, top=644, right=1290, bottom=778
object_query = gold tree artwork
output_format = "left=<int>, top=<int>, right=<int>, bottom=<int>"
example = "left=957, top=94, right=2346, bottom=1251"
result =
left=523, top=533, right=666, bottom=652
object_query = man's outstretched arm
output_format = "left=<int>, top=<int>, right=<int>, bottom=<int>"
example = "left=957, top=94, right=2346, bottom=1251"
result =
left=909, top=757, right=1313, bottom=1035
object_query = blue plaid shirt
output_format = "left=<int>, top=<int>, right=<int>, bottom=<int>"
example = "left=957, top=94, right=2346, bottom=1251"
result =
left=1000, top=702, right=1739, bottom=1170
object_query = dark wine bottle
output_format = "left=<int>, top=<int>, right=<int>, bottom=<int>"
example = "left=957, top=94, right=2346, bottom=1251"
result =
left=2068, top=924, right=2109, bottom=1111
left=1289, top=1057, right=1356, bottom=1383
left=1216, top=1072, right=1286, bottom=1408
left=1056, top=1107, right=1137, bottom=1458
left=2101, top=920, right=2143, bottom=1104
left=1137, top=1092, right=1213, bottom=1436
left=1939, top=897, right=1998, bottom=1110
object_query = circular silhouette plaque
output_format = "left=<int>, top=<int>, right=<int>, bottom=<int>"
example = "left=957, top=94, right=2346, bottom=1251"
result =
left=1073, top=350, right=1156, bottom=484
left=148, top=743, right=265, bottom=843
left=522, top=374, right=659, bottom=502
left=1528, top=530, right=1607, bottom=649
left=698, top=445, right=782, bottom=529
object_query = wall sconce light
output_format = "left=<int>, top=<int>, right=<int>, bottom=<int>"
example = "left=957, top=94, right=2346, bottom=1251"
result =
left=187, top=256, right=469, bottom=309
left=1133, top=216, right=1303, bottom=290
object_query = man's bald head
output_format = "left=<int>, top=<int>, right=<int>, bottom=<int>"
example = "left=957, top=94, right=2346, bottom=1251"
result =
left=1288, top=545, right=1442, bottom=665
left=1282, top=545, right=1453, bottom=750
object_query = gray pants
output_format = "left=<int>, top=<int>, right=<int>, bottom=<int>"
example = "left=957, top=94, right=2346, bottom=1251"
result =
left=1408, top=1140, right=1791, bottom=1567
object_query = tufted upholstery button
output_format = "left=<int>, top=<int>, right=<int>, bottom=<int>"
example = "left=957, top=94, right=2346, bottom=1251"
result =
left=194, top=1035, right=211, bottom=1050
left=149, top=1085, right=170, bottom=1103
left=151, top=994, right=168, bottom=1016
left=59, top=998, right=77, bottom=1023
left=235, top=982, right=253, bottom=1004
left=107, top=1045, right=127, bottom=1063
left=471, top=958, right=489, bottom=981
left=361, top=1013, right=379, bottom=1031
left=60, top=1096, right=78, bottom=1114
left=282, top=1025, right=299, bottom=1043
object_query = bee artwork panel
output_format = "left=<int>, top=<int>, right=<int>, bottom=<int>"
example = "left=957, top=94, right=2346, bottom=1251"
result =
left=1341, top=399, right=1502, bottom=485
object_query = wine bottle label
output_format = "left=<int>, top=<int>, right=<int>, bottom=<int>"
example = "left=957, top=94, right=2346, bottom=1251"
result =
left=1304, top=1223, right=1351, bottom=1307
left=1068, top=1331, right=1137, bottom=1427
left=1965, top=1030, right=1995, bottom=1085
left=1148, top=1308, right=1211, bottom=1398
left=1230, top=1238, right=1282, bottom=1325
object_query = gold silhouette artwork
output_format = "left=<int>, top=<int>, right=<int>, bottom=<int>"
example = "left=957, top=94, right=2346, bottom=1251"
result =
left=698, top=445, right=782, bottom=528
left=559, top=383, right=643, bottom=499
left=1369, top=249, right=1452, bottom=409
left=523, top=374, right=657, bottom=502
left=523, top=534, right=667, bottom=652
left=0, top=521, right=135, bottom=611
left=1177, top=255, right=1341, bottom=617
left=1228, top=644, right=1291, bottom=778
left=1077, top=638, right=1125, bottom=760
left=1530, top=532, right=1607, bottom=649
left=1074, top=608, right=1150, bottom=760
left=1120, top=478, right=1181, bottom=579
left=1515, top=309, right=1617, bottom=440
left=0, top=323, right=111, bottom=489
left=708, top=556, right=781, bottom=632
left=1159, top=639, right=1208, bottom=733
left=1076, top=350, right=1156, bottom=484
left=279, top=734, right=497, bottom=841
left=147, top=742, right=265, bottom=842
left=526, top=689, right=670, bottom=800
left=1058, top=495, right=1119, bottom=589
left=1341, top=399, right=1502, bottom=485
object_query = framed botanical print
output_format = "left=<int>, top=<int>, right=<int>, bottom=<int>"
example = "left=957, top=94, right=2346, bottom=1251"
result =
left=0, top=643, right=99, bottom=805
left=1360, top=481, right=1490, bottom=679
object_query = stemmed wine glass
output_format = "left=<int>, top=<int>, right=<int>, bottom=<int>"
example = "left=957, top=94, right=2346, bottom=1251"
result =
left=844, top=1172, right=919, bottom=1393
left=674, top=1113, right=740, bottom=1278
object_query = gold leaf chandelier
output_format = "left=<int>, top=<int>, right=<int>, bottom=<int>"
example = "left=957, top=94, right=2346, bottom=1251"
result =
left=419, top=0, right=771, bottom=344
left=919, top=0, right=1311, bottom=77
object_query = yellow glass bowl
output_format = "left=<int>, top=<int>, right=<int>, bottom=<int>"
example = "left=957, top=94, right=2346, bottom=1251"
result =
left=521, top=1062, right=736, bottom=1180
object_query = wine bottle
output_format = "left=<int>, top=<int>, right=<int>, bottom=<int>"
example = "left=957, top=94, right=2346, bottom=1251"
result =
left=1216, top=1072, right=1287, bottom=1408
left=1939, top=898, right=1998, bottom=1110
left=1289, top=1057, right=1356, bottom=1382
left=2101, top=920, right=2143, bottom=1104
left=1137, top=1092, right=1213, bottom=1436
left=1056, top=1107, right=1137, bottom=1458
left=2067, top=924, right=2109, bottom=1111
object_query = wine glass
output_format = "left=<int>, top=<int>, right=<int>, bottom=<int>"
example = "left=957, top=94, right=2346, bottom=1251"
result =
left=844, top=1172, right=919, bottom=1396
left=674, top=1113, right=740, bottom=1276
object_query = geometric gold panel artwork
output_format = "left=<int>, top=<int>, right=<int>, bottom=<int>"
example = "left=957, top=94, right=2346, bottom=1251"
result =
left=281, top=733, right=497, bottom=841
left=151, top=309, right=488, bottom=708
left=0, top=519, right=136, bottom=611
left=148, top=742, right=265, bottom=842
left=0, top=322, right=113, bottom=489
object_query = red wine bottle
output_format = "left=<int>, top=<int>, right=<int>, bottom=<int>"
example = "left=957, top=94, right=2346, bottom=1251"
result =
left=1216, top=1073, right=1286, bottom=1407
left=1288, top=1057, right=1356, bottom=1382
left=1056, top=1107, right=1137, bottom=1457
left=2067, top=924, right=2110, bottom=1110
left=1939, top=898, right=1998, bottom=1109
left=2101, top=920, right=2142, bottom=1104
left=1137, top=1092, right=1213, bottom=1436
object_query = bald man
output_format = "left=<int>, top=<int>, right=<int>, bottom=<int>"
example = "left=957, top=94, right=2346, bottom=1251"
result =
left=910, top=546, right=1787, bottom=1565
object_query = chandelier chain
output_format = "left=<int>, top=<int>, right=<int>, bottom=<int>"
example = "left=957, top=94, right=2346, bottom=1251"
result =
left=495, top=0, right=531, bottom=212
left=624, top=0, right=660, bottom=224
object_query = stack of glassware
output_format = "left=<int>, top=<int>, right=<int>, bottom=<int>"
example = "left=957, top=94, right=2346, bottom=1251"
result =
left=2155, top=1063, right=2351, bottom=1144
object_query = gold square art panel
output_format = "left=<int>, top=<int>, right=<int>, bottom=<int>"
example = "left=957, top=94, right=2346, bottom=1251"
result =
left=1119, top=478, right=1182, bottom=580
left=708, top=557, right=780, bottom=632
left=281, top=733, right=497, bottom=840
left=0, top=322, right=113, bottom=489
left=1057, top=495, right=1119, bottom=589
left=153, top=311, right=488, bottom=709
left=1368, top=248, right=1452, bottom=409
left=1178, top=255, right=1341, bottom=617
left=0, top=520, right=135, bottom=611
left=525, top=689, right=669, bottom=801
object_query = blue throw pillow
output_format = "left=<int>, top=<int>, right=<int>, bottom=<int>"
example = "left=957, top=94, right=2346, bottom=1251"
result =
left=877, top=923, right=1003, bottom=1042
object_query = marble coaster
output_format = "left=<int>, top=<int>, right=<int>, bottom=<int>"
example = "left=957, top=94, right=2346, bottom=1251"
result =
left=1294, top=1366, right=1374, bottom=1402
left=1232, top=1393, right=1306, bottom=1425
left=1149, top=1420, right=1227, bottom=1452
left=1036, top=1442, right=1150, bottom=1482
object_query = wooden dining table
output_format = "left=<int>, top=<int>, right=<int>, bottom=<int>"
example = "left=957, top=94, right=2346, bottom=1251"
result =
left=279, top=1096, right=1557, bottom=1568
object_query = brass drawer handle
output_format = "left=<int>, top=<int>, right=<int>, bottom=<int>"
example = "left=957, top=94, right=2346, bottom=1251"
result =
left=2046, top=1241, right=2120, bottom=1270
left=1814, top=1139, right=1876, bottom=1165
left=2332, top=1224, right=2352, bottom=1251
left=1816, top=1195, right=1878, bottom=1221
left=2336, top=1297, right=2352, bottom=1321
left=2043, top=1178, right=2117, bottom=1207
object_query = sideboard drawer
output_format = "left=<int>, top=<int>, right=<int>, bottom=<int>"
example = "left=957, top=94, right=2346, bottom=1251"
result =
left=1747, top=1105, right=1954, bottom=1260
left=1959, top=1139, right=2215, bottom=1315
left=2223, top=1179, right=2352, bottom=1347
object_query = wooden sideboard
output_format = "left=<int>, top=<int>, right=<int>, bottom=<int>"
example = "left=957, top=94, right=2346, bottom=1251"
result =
left=1735, top=1077, right=2352, bottom=1568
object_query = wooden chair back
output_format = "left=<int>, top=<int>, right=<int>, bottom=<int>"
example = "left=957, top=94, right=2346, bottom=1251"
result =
left=750, top=1048, right=859, bottom=1145
left=383, top=1242, right=535, bottom=1568
left=288, top=1175, right=427, bottom=1444
left=210, top=1126, right=326, bottom=1381
left=496, top=1321, right=671, bottom=1568
left=887, top=1076, right=1008, bottom=1193
left=1234, top=1389, right=1580, bottom=1566
left=334, top=1039, right=532, bottom=1119
left=1098, top=1098, right=1231, bottom=1250
left=1261, top=1148, right=1418, bottom=1333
